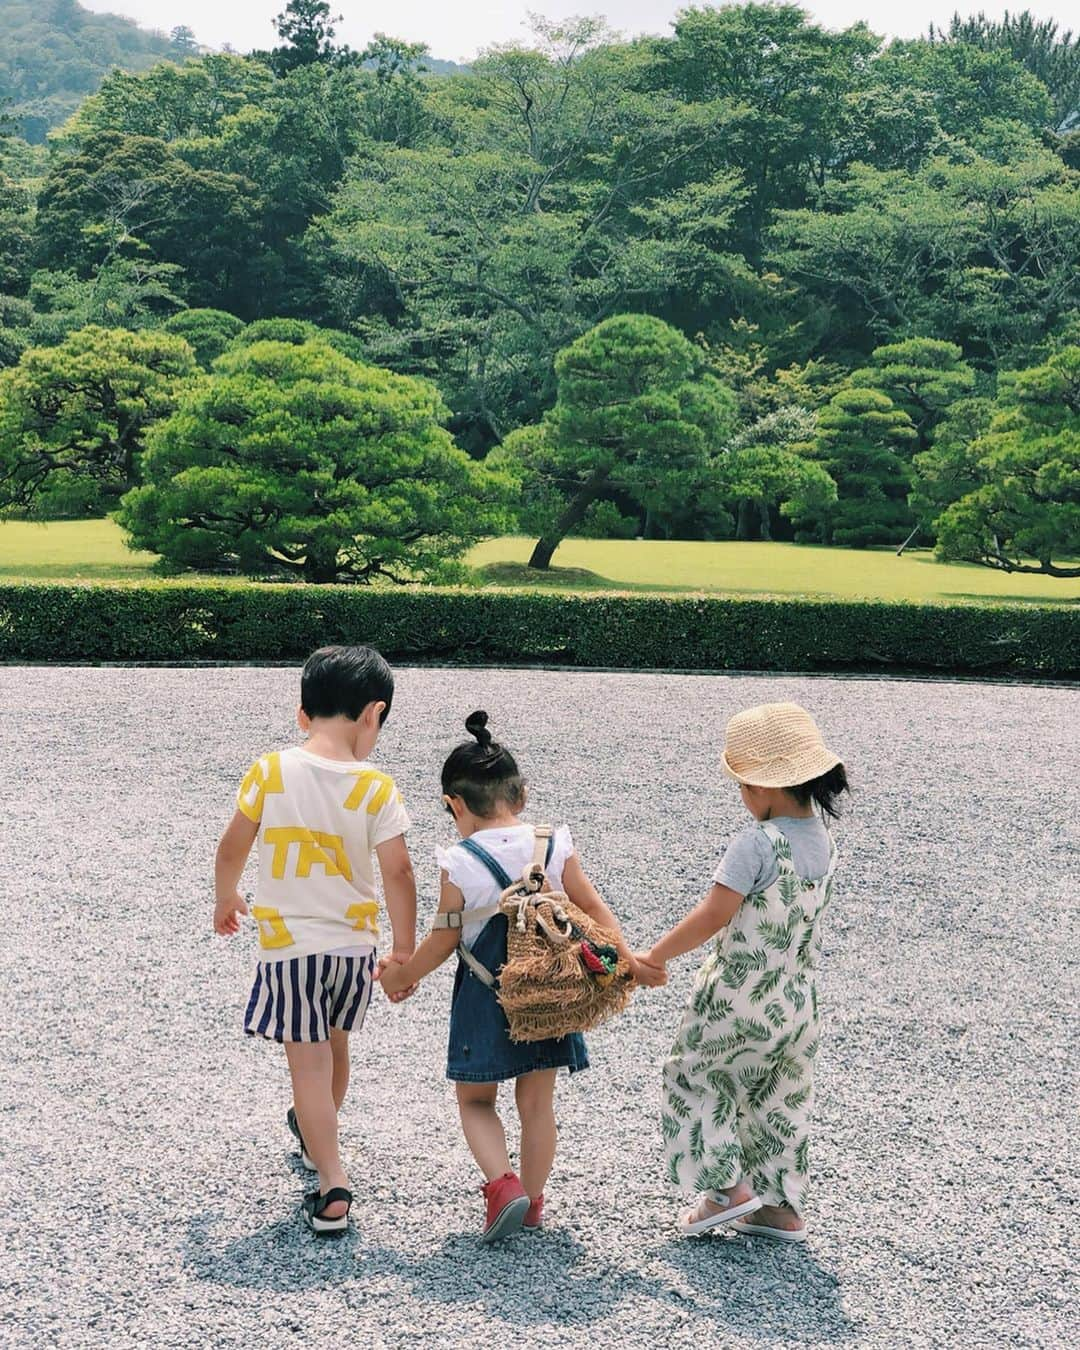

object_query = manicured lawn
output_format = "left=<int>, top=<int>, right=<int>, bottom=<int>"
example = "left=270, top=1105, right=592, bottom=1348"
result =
left=472, top=536, right=1080, bottom=605
left=1, top=519, right=1076, bottom=604
left=0, top=519, right=160, bottom=581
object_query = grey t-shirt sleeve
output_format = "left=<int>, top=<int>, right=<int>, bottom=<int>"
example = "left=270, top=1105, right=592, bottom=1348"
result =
left=713, top=825, right=777, bottom=897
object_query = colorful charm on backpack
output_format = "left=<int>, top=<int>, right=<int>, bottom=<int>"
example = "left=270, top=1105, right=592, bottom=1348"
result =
left=579, top=938, right=619, bottom=987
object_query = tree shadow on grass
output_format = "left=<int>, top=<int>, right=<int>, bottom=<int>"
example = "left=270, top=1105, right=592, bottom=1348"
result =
left=477, top=561, right=696, bottom=594
left=184, top=1213, right=856, bottom=1342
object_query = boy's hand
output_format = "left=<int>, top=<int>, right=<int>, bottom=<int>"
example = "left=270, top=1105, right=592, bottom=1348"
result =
left=377, top=954, right=417, bottom=1002
left=214, top=892, right=249, bottom=936
left=631, top=952, right=668, bottom=988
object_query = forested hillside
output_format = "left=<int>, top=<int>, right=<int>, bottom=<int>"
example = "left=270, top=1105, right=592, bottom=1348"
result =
left=1, top=2, right=1077, bottom=580
left=0, top=0, right=179, bottom=142
left=0, top=0, right=467, bottom=144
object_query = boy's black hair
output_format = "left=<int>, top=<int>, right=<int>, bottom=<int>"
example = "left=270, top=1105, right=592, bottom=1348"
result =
left=300, top=645, right=394, bottom=724
left=789, top=763, right=850, bottom=820
left=441, top=711, right=525, bottom=818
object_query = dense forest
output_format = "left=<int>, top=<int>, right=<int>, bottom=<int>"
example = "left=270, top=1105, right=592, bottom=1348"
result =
left=0, top=0, right=182, bottom=142
left=1, top=1, right=1077, bottom=579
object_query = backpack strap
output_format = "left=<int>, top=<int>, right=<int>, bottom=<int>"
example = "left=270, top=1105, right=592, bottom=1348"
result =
left=434, top=830, right=559, bottom=989
left=457, top=939, right=498, bottom=987
left=532, top=825, right=556, bottom=870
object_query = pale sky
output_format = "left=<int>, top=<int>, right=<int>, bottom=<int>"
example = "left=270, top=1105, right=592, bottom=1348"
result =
left=81, top=1, right=1076, bottom=66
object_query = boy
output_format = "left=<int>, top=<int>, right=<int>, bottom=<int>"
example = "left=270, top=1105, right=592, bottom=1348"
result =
left=214, top=645, right=416, bottom=1235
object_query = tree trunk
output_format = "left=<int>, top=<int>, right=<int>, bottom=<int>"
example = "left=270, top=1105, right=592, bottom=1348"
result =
left=528, top=535, right=561, bottom=570
left=527, top=471, right=607, bottom=570
left=736, top=498, right=755, bottom=540
left=303, top=541, right=340, bottom=584
left=757, top=499, right=772, bottom=541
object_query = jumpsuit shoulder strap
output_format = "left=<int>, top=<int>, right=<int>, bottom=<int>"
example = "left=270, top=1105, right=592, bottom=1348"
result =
left=757, top=821, right=794, bottom=869
left=457, top=836, right=514, bottom=890
left=823, top=827, right=840, bottom=878
left=438, top=838, right=509, bottom=990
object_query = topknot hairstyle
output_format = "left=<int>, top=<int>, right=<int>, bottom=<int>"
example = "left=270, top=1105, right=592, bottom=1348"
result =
left=441, top=710, right=525, bottom=818
left=465, top=709, right=493, bottom=749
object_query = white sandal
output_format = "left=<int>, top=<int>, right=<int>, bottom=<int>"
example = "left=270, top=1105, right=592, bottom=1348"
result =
left=679, top=1192, right=762, bottom=1236
left=731, top=1218, right=807, bottom=1242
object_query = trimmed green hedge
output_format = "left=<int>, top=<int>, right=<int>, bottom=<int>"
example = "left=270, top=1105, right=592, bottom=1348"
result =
left=0, top=584, right=1076, bottom=677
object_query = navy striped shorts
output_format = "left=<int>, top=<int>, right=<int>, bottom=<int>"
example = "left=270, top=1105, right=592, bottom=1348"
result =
left=243, top=951, right=376, bottom=1043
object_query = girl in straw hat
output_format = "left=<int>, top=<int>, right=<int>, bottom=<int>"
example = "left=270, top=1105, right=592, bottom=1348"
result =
left=636, top=702, right=848, bottom=1242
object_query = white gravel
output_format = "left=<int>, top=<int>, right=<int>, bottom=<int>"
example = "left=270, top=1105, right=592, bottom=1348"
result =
left=0, top=666, right=1077, bottom=1350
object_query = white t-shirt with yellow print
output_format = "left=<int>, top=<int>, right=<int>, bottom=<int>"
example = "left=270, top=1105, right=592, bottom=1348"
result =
left=237, top=746, right=411, bottom=962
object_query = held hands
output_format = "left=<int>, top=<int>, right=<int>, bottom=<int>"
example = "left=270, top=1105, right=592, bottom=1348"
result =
left=377, top=952, right=418, bottom=1003
left=630, top=951, right=668, bottom=989
left=213, top=891, right=249, bottom=936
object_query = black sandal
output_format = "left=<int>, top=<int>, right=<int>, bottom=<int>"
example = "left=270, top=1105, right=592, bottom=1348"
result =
left=286, top=1107, right=317, bottom=1171
left=302, top=1187, right=353, bottom=1236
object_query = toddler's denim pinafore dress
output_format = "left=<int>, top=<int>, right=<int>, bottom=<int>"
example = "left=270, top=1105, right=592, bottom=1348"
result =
left=447, top=834, right=589, bottom=1084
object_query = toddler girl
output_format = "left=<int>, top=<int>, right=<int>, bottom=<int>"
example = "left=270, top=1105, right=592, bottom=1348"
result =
left=636, top=702, right=848, bottom=1242
left=380, top=711, right=646, bottom=1242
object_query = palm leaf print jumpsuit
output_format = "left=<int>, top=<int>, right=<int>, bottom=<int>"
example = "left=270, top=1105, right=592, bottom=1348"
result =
left=662, top=821, right=838, bottom=1209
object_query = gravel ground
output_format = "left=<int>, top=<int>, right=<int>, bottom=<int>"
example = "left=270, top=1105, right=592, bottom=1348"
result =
left=1, top=666, right=1077, bottom=1350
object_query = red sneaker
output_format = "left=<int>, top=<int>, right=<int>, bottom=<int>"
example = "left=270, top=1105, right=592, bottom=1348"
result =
left=481, top=1172, right=529, bottom=1244
left=523, top=1194, right=544, bottom=1230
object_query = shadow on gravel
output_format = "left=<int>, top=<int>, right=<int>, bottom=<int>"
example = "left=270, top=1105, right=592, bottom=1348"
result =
left=183, top=1215, right=855, bottom=1341
left=185, top=1213, right=364, bottom=1292
left=656, top=1235, right=856, bottom=1343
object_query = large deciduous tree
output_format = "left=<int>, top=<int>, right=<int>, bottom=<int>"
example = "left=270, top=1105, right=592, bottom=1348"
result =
left=659, top=3, right=882, bottom=261
left=769, top=132, right=1080, bottom=369
left=307, top=19, right=750, bottom=449
left=927, top=11, right=1080, bottom=134
left=0, top=325, right=197, bottom=517
left=932, top=346, right=1080, bottom=576
left=497, top=315, right=736, bottom=569
left=117, top=340, right=513, bottom=582
left=33, top=131, right=266, bottom=315
left=0, top=171, right=33, bottom=297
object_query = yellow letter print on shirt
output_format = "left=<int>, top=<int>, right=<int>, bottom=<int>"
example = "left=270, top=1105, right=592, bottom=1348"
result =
left=252, top=905, right=295, bottom=950
left=237, top=752, right=284, bottom=822
left=265, top=827, right=353, bottom=881
left=346, top=901, right=380, bottom=938
left=343, top=770, right=398, bottom=814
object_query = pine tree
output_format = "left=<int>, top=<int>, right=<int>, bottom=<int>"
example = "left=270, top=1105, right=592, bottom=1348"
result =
left=789, top=388, right=918, bottom=546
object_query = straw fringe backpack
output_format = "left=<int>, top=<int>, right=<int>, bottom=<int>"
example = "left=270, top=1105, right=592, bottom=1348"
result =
left=434, top=825, right=632, bottom=1043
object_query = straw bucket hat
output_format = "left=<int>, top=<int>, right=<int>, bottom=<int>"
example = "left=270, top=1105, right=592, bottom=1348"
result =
left=721, top=702, right=842, bottom=788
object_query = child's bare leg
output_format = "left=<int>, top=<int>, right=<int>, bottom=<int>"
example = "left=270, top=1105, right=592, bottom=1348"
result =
left=285, top=1040, right=349, bottom=1217
left=456, top=1082, right=511, bottom=1182
left=514, top=1069, right=557, bottom=1200
left=329, top=1028, right=350, bottom=1110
